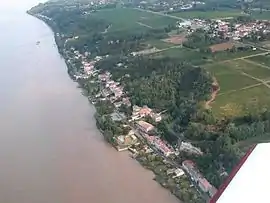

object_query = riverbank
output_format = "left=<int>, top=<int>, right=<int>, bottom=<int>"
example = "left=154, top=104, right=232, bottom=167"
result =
left=26, top=10, right=207, bottom=202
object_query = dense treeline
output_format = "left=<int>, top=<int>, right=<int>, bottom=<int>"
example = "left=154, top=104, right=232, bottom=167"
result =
left=94, top=101, right=130, bottom=143
left=183, top=28, right=228, bottom=50
left=96, top=56, right=213, bottom=146
left=96, top=56, right=213, bottom=109
left=180, top=110, right=270, bottom=187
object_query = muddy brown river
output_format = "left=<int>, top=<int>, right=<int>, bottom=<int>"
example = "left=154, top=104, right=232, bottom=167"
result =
left=0, top=1, right=179, bottom=203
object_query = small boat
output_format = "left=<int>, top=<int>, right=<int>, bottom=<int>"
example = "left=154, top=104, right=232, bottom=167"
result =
left=36, top=41, right=40, bottom=45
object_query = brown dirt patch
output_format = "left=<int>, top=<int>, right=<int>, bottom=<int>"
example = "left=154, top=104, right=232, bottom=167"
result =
left=162, top=35, right=187, bottom=45
left=205, top=77, right=220, bottom=109
left=209, top=42, right=234, bottom=53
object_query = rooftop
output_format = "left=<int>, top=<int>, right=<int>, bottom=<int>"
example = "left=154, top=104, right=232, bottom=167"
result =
left=137, top=120, right=154, bottom=131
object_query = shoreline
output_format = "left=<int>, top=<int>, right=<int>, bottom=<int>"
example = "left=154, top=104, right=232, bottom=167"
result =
left=28, top=12, right=204, bottom=203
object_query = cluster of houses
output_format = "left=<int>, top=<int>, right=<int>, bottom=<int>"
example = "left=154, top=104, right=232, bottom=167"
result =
left=131, top=105, right=162, bottom=122
left=70, top=48, right=216, bottom=198
left=98, top=71, right=132, bottom=107
left=179, top=141, right=203, bottom=155
left=182, top=160, right=217, bottom=198
left=179, top=18, right=270, bottom=43
left=143, top=133, right=175, bottom=157
left=72, top=51, right=167, bottom=157
left=114, top=129, right=140, bottom=151
left=135, top=120, right=174, bottom=157
left=210, top=19, right=270, bottom=41
left=140, top=0, right=205, bottom=12
left=71, top=50, right=103, bottom=80
left=177, top=18, right=207, bottom=30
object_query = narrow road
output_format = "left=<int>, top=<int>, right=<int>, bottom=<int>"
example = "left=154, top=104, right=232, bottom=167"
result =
left=146, top=45, right=182, bottom=56
left=218, top=83, right=263, bottom=96
left=242, top=58, right=270, bottom=70
left=243, top=41, right=270, bottom=52
left=222, top=51, right=270, bottom=63
left=241, top=72, right=270, bottom=89
left=203, top=52, right=270, bottom=68
left=134, top=8, right=187, bottom=22
left=205, top=77, right=220, bottom=109
left=137, top=22, right=153, bottom=29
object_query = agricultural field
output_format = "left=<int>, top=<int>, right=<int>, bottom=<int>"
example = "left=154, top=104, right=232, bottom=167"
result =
left=171, top=10, right=244, bottom=19
left=231, top=59, right=270, bottom=79
left=151, top=47, right=210, bottom=65
left=247, top=54, right=270, bottom=67
left=207, top=49, right=264, bottom=62
left=259, top=40, right=270, bottom=49
left=146, top=39, right=174, bottom=49
left=250, top=11, right=270, bottom=20
left=212, top=85, right=270, bottom=118
left=91, top=8, right=178, bottom=32
left=205, top=55, right=270, bottom=118
left=151, top=47, right=264, bottom=66
left=205, top=62, right=259, bottom=93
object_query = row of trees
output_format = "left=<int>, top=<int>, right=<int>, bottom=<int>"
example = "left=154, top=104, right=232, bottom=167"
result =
left=183, top=28, right=228, bottom=50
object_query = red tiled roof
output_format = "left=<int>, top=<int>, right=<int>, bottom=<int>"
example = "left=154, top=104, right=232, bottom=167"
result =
left=199, top=178, right=212, bottom=189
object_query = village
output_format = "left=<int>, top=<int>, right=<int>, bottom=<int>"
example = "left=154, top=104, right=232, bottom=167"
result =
left=68, top=48, right=218, bottom=201
left=177, top=17, right=270, bottom=50
left=28, top=0, right=270, bottom=201
left=57, top=9, right=270, bottom=202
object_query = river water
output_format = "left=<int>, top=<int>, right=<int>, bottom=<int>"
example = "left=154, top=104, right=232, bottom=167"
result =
left=0, top=1, right=179, bottom=203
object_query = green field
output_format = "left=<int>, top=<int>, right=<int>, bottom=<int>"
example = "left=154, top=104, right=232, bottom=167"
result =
left=146, top=39, right=174, bottom=49
left=250, top=11, right=270, bottom=20
left=91, top=8, right=178, bottom=32
left=209, top=49, right=264, bottom=61
left=171, top=10, right=244, bottom=19
left=212, top=85, right=270, bottom=117
left=205, top=55, right=270, bottom=118
left=154, top=47, right=190, bottom=58
left=205, top=62, right=258, bottom=93
left=230, top=59, right=270, bottom=79
left=247, top=54, right=270, bottom=66
left=152, top=47, right=210, bottom=65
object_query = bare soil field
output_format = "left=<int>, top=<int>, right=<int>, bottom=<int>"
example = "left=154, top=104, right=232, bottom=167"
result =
left=162, top=35, right=187, bottom=45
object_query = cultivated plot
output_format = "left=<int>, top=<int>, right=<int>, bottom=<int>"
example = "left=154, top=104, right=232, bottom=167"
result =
left=230, top=59, right=270, bottom=80
left=91, top=8, right=177, bottom=32
left=247, top=54, right=270, bottom=67
left=205, top=62, right=259, bottom=93
left=212, top=85, right=270, bottom=118
left=146, top=39, right=174, bottom=49
left=251, top=11, right=270, bottom=20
